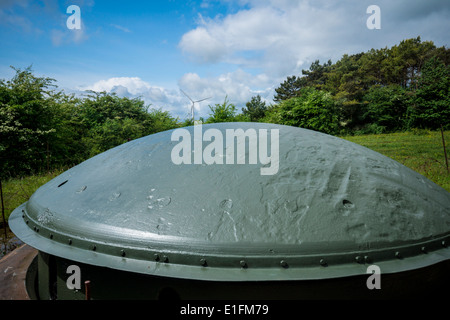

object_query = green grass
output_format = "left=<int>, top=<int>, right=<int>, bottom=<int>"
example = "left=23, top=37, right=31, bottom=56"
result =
left=1, top=130, right=449, bottom=224
left=1, top=169, right=64, bottom=222
left=341, top=130, right=450, bottom=192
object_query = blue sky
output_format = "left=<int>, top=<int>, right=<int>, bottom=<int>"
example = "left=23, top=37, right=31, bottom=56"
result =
left=1, top=0, right=449, bottom=120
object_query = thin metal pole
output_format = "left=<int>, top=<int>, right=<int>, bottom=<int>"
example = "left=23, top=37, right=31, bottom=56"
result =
left=46, top=140, right=49, bottom=173
left=0, top=179, right=7, bottom=242
left=441, top=125, right=449, bottom=174
left=85, top=280, right=91, bottom=300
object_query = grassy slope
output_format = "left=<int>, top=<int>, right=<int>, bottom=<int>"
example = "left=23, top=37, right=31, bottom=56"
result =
left=1, top=131, right=449, bottom=223
left=2, top=169, right=64, bottom=222
left=341, top=130, right=449, bottom=192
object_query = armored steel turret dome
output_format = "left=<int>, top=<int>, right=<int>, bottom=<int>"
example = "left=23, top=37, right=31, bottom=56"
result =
left=9, top=123, right=450, bottom=299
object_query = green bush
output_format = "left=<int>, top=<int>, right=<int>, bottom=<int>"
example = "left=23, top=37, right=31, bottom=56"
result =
left=0, top=67, right=181, bottom=179
left=407, top=57, right=450, bottom=130
left=273, top=87, right=340, bottom=134
left=205, top=97, right=249, bottom=123
left=362, top=84, right=408, bottom=132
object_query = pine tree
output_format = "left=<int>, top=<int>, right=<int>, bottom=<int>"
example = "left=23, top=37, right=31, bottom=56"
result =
left=242, top=95, right=267, bottom=122
left=273, top=76, right=305, bottom=102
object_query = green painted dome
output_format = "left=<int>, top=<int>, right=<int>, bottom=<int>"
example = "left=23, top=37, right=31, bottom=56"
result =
left=9, top=123, right=450, bottom=281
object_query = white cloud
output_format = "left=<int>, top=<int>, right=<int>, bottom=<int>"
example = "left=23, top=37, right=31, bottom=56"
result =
left=179, top=0, right=450, bottom=77
left=79, top=77, right=193, bottom=119
left=179, top=26, right=228, bottom=64
left=179, top=1, right=352, bottom=75
left=79, top=71, right=276, bottom=120
left=178, top=69, right=276, bottom=116
left=177, top=1, right=356, bottom=111
left=81, top=77, right=152, bottom=95
left=111, top=24, right=131, bottom=33
left=69, top=0, right=450, bottom=121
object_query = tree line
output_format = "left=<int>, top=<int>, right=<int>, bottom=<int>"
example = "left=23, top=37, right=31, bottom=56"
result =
left=244, top=37, right=449, bottom=135
left=1, top=37, right=449, bottom=179
left=0, top=68, right=180, bottom=179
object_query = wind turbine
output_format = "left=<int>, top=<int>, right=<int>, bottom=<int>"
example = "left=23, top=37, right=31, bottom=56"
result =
left=180, top=89, right=211, bottom=121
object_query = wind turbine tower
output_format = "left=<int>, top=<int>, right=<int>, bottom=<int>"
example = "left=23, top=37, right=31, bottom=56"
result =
left=180, top=89, right=211, bottom=121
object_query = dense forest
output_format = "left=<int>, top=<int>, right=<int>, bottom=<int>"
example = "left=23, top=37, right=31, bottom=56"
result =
left=1, top=37, right=449, bottom=179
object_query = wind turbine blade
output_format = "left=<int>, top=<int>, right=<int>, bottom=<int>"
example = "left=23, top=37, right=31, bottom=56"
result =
left=195, top=97, right=212, bottom=103
left=180, top=89, right=194, bottom=103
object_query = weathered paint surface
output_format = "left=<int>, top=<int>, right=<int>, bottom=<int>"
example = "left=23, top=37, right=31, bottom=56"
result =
left=9, top=123, right=450, bottom=281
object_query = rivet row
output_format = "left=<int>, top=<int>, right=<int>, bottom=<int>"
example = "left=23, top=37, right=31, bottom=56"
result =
left=21, top=214, right=449, bottom=269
